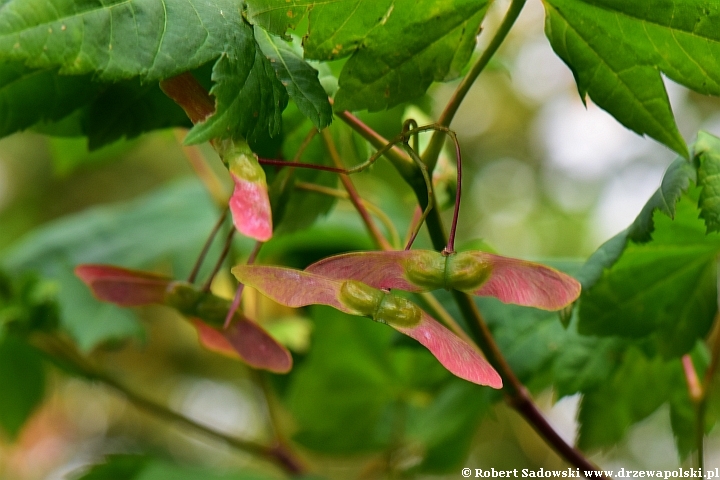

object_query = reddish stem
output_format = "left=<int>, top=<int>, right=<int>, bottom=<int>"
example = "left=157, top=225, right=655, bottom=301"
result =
left=321, top=130, right=394, bottom=251
left=445, top=134, right=463, bottom=255
left=258, top=157, right=349, bottom=174
left=223, top=241, right=263, bottom=329
left=188, top=208, right=229, bottom=284
left=202, top=227, right=235, bottom=292
left=160, top=73, right=215, bottom=124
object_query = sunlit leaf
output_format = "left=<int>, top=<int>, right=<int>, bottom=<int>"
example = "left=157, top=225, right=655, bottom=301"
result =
left=543, top=0, right=720, bottom=156
left=306, top=249, right=581, bottom=310
left=247, top=0, right=490, bottom=112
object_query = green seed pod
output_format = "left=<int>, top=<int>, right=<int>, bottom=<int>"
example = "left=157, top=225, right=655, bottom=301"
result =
left=446, top=251, right=492, bottom=291
left=376, top=294, right=421, bottom=328
left=339, top=280, right=384, bottom=316
left=164, top=282, right=202, bottom=315
left=404, top=251, right=446, bottom=289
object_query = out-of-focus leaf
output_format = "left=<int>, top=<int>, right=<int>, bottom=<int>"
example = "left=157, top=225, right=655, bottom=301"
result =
left=0, top=271, right=58, bottom=337
left=81, top=80, right=190, bottom=149
left=306, top=249, right=581, bottom=310
left=73, top=454, right=279, bottom=480
left=552, top=335, right=624, bottom=399
left=73, top=455, right=150, bottom=480
left=2, top=180, right=218, bottom=351
left=407, top=380, right=490, bottom=472
left=576, top=348, right=679, bottom=451
left=543, top=0, right=720, bottom=156
left=0, top=335, right=45, bottom=439
left=255, top=29, right=332, bottom=129
left=0, top=63, right=96, bottom=138
left=286, top=306, right=397, bottom=453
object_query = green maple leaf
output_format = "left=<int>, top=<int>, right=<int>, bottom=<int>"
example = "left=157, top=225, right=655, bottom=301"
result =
left=0, top=0, right=288, bottom=143
left=247, top=0, right=490, bottom=112
left=543, top=0, right=720, bottom=157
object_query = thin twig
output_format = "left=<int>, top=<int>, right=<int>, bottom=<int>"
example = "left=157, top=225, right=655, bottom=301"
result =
left=188, top=208, right=229, bottom=284
left=321, top=129, right=394, bottom=251
left=296, top=181, right=401, bottom=249
left=30, top=334, right=306, bottom=475
left=422, top=0, right=528, bottom=171
left=202, top=227, right=235, bottom=292
left=223, top=241, right=263, bottom=329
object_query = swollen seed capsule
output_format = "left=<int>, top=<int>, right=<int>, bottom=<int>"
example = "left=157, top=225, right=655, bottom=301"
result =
left=446, top=251, right=492, bottom=291
left=164, top=282, right=202, bottom=315
left=404, top=251, right=446, bottom=290
left=376, top=295, right=421, bottom=328
left=339, top=280, right=384, bottom=316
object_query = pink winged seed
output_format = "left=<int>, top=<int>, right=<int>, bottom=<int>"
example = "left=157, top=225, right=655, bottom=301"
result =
left=396, top=312, right=502, bottom=388
left=192, top=318, right=292, bottom=373
left=306, top=250, right=581, bottom=311
left=305, top=251, right=415, bottom=291
left=469, top=252, right=581, bottom=311
left=75, top=264, right=291, bottom=373
left=229, top=172, right=273, bottom=242
left=74, top=264, right=171, bottom=306
left=231, top=265, right=353, bottom=313
left=233, top=265, right=502, bottom=388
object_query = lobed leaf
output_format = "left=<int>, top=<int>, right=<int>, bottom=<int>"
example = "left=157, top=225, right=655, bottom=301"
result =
left=184, top=22, right=288, bottom=145
left=543, top=0, right=720, bottom=157
left=255, top=29, right=332, bottom=130
left=576, top=157, right=696, bottom=289
left=232, top=265, right=502, bottom=387
left=306, top=250, right=581, bottom=310
left=247, top=0, right=490, bottom=112
left=0, top=0, right=241, bottom=82
left=696, top=131, right=720, bottom=233
left=579, top=194, right=720, bottom=357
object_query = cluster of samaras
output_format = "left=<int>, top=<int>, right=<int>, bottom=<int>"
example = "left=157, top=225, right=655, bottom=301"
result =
left=76, top=248, right=580, bottom=389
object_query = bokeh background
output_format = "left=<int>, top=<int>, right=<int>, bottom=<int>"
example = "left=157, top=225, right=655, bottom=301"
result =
left=2, top=0, right=720, bottom=478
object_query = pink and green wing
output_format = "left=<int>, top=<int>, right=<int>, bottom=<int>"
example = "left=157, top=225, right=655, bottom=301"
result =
left=306, top=250, right=581, bottom=310
left=192, top=318, right=292, bottom=374
left=305, top=251, right=419, bottom=291
left=75, top=264, right=171, bottom=306
left=392, top=311, right=502, bottom=388
left=231, top=265, right=353, bottom=313
left=234, top=265, right=501, bottom=387
left=466, top=253, right=581, bottom=311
